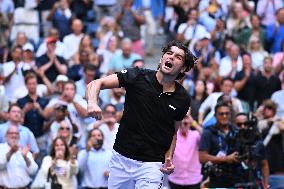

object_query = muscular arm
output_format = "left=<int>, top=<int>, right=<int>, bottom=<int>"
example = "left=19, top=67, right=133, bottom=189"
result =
left=86, top=74, right=120, bottom=118
left=86, top=74, right=120, bottom=104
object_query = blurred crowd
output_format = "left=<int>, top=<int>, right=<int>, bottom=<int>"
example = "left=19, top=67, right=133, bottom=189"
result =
left=0, top=0, right=284, bottom=188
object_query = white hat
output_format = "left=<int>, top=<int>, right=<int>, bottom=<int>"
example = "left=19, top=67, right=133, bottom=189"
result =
left=198, top=32, right=211, bottom=41
left=22, top=43, right=34, bottom=52
left=55, top=75, right=68, bottom=83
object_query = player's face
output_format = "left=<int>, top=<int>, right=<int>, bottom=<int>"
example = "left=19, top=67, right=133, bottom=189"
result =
left=159, top=46, right=186, bottom=77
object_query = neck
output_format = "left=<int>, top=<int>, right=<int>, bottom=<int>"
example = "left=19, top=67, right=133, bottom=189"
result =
left=156, top=71, right=176, bottom=92
left=107, top=123, right=115, bottom=130
left=9, top=121, right=19, bottom=126
left=219, top=124, right=229, bottom=134
left=29, top=93, right=37, bottom=100
left=195, top=93, right=203, bottom=101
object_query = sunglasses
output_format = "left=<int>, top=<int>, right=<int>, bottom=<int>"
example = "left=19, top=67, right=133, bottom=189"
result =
left=217, top=112, right=230, bottom=116
left=105, top=111, right=116, bottom=115
left=60, top=127, right=70, bottom=131
left=236, top=122, right=247, bottom=127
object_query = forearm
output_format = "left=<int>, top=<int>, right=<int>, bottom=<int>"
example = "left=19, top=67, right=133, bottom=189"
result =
left=73, top=101, right=88, bottom=117
left=199, top=151, right=227, bottom=164
left=54, top=59, right=67, bottom=74
left=261, top=160, right=269, bottom=188
left=86, top=80, right=102, bottom=105
left=234, top=77, right=248, bottom=92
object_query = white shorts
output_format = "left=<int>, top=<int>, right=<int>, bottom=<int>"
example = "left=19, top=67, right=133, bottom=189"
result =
left=108, top=151, right=164, bottom=189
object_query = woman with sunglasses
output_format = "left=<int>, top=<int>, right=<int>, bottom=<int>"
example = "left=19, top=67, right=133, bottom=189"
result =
left=33, top=137, right=78, bottom=189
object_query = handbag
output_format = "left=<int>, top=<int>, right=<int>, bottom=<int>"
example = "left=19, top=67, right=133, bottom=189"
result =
left=45, top=167, right=62, bottom=189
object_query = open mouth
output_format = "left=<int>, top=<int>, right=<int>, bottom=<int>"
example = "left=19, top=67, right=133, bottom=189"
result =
left=165, top=61, right=173, bottom=68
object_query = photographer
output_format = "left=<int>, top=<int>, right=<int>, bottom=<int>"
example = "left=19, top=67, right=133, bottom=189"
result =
left=234, top=113, right=269, bottom=189
left=256, top=100, right=284, bottom=189
left=199, top=102, right=240, bottom=188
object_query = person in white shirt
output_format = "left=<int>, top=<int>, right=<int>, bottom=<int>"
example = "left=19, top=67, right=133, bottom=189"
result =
left=88, top=104, right=119, bottom=150
left=198, top=78, right=243, bottom=127
left=219, top=44, right=243, bottom=79
left=63, top=19, right=84, bottom=60
left=0, top=125, right=38, bottom=188
left=44, top=80, right=89, bottom=147
left=3, top=45, right=31, bottom=102
left=36, top=28, right=68, bottom=59
left=176, top=8, right=207, bottom=45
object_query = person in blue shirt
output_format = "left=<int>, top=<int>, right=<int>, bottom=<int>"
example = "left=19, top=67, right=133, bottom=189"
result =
left=0, top=104, right=39, bottom=158
left=265, top=8, right=284, bottom=53
left=78, top=128, right=112, bottom=189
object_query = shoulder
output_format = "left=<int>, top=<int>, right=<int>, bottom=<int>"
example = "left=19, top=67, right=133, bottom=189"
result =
left=175, top=82, right=190, bottom=101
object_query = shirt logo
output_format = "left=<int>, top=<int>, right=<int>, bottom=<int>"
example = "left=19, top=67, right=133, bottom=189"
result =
left=121, top=69, right=127, bottom=74
left=169, top=105, right=176, bottom=110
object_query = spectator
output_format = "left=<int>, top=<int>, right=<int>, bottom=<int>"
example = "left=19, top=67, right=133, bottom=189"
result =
left=247, top=36, right=269, bottom=72
left=198, top=77, right=243, bottom=126
left=75, top=63, right=97, bottom=98
left=88, top=104, right=119, bottom=150
left=0, top=125, right=38, bottom=188
left=176, top=8, right=207, bottom=47
left=115, top=0, right=145, bottom=56
left=168, top=113, right=203, bottom=189
left=273, top=40, right=284, bottom=77
left=71, top=34, right=94, bottom=66
left=78, top=128, right=112, bottom=189
left=33, top=137, right=78, bottom=189
left=48, top=74, right=68, bottom=98
left=257, top=100, right=284, bottom=189
left=236, top=14, right=266, bottom=52
left=256, top=0, right=283, bottom=27
left=47, top=0, right=72, bottom=40
left=226, top=2, right=251, bottom=37
left=63, top=18, right=84, bottom=60
left=271, top=82, right=284, bottom=118
left=36, top=36, right=68, bottom=83
left=17, top=72, right=49, bottom=151
left=265, top=7, right=284, bottom=53
left=234, top=53, right=257, bottom=112
left=3, top=45, right=27, bottom=102
left=109, top=38, right=141, bottom=72
left=210, top=19, right=226, bottom=53
left=190, top=79, right=208, bottom=121
left=56, top=119, right=79, bottom=159
left=254, top=56, right=282, bottom=107
left=96, top=35, right=120, bottom=74
left=198, top=0, right=228, bottom=32
left=44, top=80, right=88, bottom=137
left=94, top=0, right=117, bottom=21
left=36, top=28, right=68, bottom=59
left=219, top=44, right=243, bottom=79
left=0, top=104, right=39, bottom=157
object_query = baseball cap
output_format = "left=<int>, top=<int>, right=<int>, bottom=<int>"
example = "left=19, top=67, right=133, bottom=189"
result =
left=46, top=36, right=57, bottom=44
left=55, top=75, right=68, bottom=83
left=22, top=43, right=34, bottom=52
